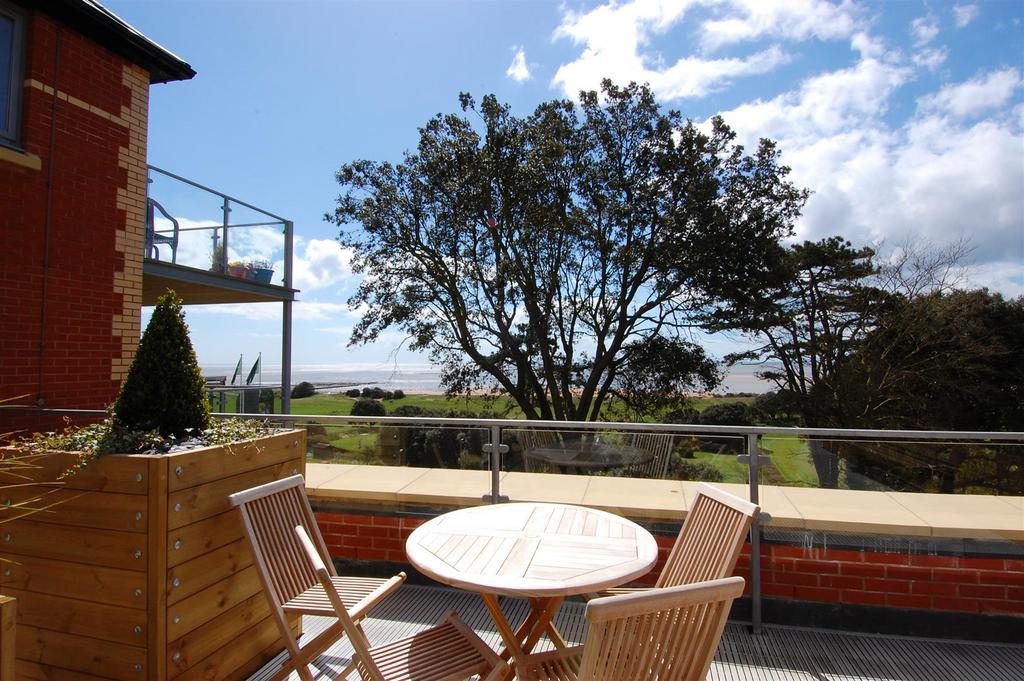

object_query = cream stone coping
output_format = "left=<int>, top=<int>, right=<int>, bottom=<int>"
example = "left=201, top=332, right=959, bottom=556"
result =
left=885, top=491, right=1024, bottom=540
left=399, top=468, right=503, bottom=506
left=0, top=145, right=42, bottom=170
left=304, top=463, right=1024, bottom=541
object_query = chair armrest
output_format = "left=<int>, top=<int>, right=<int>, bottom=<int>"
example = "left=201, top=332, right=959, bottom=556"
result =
left=347, top=573, right=407, bottom=620
left=585, top=586, right=650, bottom=600
left=295, top=525, right=406, bottom=620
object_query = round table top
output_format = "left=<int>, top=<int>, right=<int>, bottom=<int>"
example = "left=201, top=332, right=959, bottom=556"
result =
left=405, top=502, right=658, bottom=598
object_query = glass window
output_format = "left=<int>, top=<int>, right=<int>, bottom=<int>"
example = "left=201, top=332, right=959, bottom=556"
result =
left=0, top=1, right=24, bottom=146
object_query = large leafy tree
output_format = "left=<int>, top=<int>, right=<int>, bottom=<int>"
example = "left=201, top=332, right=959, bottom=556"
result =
left=328, top=81, right=808, bottom=420
left=709, top=237, right=884, bottom=486
left=828, top=289, right=1024, bottom=493
left=712, top=237, right=883, bottom=428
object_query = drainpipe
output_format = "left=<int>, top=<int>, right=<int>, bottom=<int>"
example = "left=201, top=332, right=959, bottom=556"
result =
left=36, top=27, right=62, bottom=406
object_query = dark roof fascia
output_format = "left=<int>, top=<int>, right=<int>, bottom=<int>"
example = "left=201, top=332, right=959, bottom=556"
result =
left=25, top=0, right=195, bottom=84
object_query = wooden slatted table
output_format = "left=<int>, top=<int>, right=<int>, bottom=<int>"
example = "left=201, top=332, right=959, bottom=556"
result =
left=406, top=502, right=658, bottom=679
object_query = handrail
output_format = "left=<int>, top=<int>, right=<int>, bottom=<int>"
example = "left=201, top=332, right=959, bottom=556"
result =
left=147, top=164, right=289, bottom=223
left=15, top=408, right=1024, bottom=443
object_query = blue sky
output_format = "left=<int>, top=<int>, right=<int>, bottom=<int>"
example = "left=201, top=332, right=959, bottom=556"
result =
left=112, top=0, right=1024, bottom=386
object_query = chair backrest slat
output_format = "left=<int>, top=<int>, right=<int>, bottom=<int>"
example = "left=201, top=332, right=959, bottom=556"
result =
left=230, top=475, right=335, bottom=607
left=579, top=576, right=744, bottom=681
left=657, top=483, right=759, bottom=588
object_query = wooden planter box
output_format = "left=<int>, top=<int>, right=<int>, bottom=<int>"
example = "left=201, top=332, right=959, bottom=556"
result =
left=0, top=429, right=306, bottom=681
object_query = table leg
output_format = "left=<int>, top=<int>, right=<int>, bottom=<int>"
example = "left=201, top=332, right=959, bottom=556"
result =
left=481, top=594, right=566, bottom=681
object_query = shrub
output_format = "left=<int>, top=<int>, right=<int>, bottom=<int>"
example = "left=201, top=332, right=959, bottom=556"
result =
left=668, top=456, right=725, bottom=482
left=392, top=389, right=406, bottom=400
left=369, top=386, right=387, bottom=399
left=391, top=405, right=426, bottom=417
left=383, top=390, right=395, bottom=400
left=750, top=390, right=797, bottom=426
left=111, top=291, right=209, bottom=438
left=345, top=388, right=361, bottom=398
left=291, top=381, right=316, bottom=399
left=663, top=407, right=700, bottom=424
left=350, top=398, right=386, bottom=417
left=699, top=402, right=752, bottom=426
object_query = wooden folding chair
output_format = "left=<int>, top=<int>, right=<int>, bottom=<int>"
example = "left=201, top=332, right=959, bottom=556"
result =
left=622, top=432, right=675, bottom=478
left=516, top=428, right=560, bottom=472
left=519, top=576, right=745, bottom=681
left=229, top=475, right=406, bottom=681
left=593, top=483, right=759, bottom=598
left=295, top=525, right=509, bottom=681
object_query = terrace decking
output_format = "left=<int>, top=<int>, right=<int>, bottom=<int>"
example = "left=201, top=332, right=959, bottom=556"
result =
left=248, top=584, right=1024, bottom=681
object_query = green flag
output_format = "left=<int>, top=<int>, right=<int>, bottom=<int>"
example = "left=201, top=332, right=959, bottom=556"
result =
left=245, top=354, right=261, bottom=385
left=230, top=355, right=243, bottom=385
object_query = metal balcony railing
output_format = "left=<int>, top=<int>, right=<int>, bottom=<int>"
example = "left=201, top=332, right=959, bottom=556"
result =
left=145, top=165, right=294, bottom=289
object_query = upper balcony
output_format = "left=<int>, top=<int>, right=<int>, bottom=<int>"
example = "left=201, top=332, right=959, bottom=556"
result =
left=142, top=165, right=296, bottom=306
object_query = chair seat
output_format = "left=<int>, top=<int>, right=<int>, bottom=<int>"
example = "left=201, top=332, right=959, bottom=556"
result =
left=518, top=646, right=584, bottom=681
left=365, top=615, right=499, bottom=681
left=282, top=575, right=393, bottom=616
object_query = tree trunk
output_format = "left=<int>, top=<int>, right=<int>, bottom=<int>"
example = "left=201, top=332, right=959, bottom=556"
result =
left=809, top=439, right=840, bottom=488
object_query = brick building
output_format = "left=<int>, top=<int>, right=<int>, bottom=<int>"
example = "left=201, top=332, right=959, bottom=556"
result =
left=0, top=0, right=193, bottom=419
left=1, top=1, right=295, bottom=433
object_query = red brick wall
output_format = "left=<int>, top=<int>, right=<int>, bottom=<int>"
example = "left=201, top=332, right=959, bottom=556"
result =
left=313, top=509, right=1024, bottom=616
left=316, top=510, right=428, bottom=564
left=0, top=10, right=149, bottom=423
left=759, top=544, right=1024, bottom=616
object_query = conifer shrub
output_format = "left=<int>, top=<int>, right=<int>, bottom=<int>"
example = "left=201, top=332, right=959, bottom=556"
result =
left=111, top=290, right=210, bottom=438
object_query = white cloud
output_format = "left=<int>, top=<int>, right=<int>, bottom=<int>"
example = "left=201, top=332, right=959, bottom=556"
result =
left=910, top=15, right=940, bottom=46
left=714, top=64, right=1023, bottom=290
left=912, top=46, right=948, bottom=71
left=189, top=301, right=349, bottom=322
left=292, top=238, right=354, bottom=292
left=917, top=67, right=1021, bottom=119
left=699, top=0, right=862, bottom=51
left=716, top=57, right=911, bottom=146
left=908, top=15, right=945, bottom=70
left=506, top=47, right=531, bottom=82
left=552, top=0, right=790, bottom=100
left=953, top=4, right=980, bottom=29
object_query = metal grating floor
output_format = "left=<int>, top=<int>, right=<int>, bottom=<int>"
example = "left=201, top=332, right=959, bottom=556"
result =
left=248, top=584, right=1024, bottom=681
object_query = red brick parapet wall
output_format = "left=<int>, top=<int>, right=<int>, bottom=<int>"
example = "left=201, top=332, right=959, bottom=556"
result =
left=314, top=509, right=1024, bottom=616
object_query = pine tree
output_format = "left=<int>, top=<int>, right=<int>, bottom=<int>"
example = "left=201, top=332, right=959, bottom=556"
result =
left=111, top=290, right=210, bottom=438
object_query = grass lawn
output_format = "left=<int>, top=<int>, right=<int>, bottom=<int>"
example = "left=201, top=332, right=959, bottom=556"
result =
left=691, top=450, right=749, bottom=484
left=760, top=434, right=819, bottom=487
left=288, top=392, right=524, bottom=417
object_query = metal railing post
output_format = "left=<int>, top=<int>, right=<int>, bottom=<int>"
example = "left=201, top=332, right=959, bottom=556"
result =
left=747, top=432, right=763, bottom=634
left=220, top=197, right=230, bottom=268
left=481, top=425, right=508, bottom=504
left=284, top=220, right=293, bottom=289
left=281, top=300, right=292, bottom=415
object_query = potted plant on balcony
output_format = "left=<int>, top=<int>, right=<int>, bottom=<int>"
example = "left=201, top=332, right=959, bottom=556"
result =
left=0, top=291, right=306, bottom=681
left=209, top=242, right=226, bottom=274
left=249, top=257, right=275, bottom=284
left=227, top=259, right=250, bottom=279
